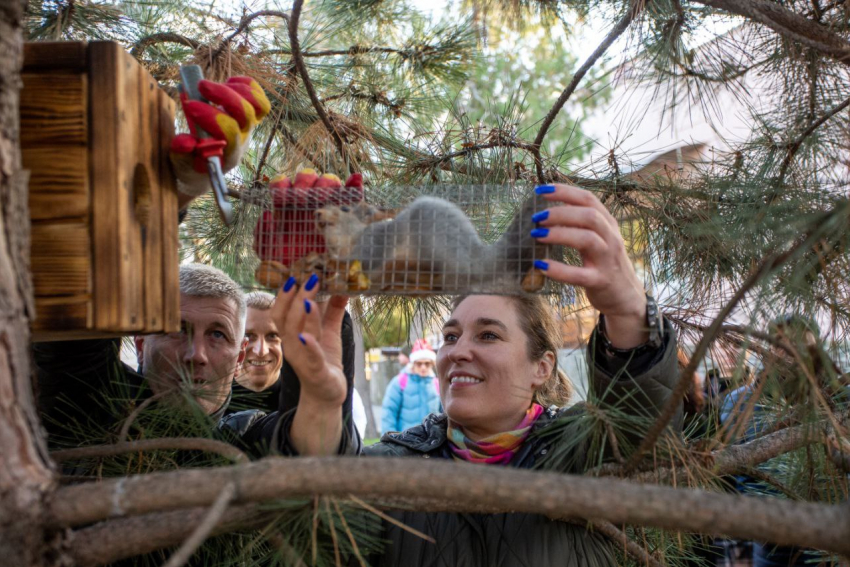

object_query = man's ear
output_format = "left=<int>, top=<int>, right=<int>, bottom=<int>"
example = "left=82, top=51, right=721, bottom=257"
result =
left=532, top=351, right=556, bottom=390
left=233, top=337, right=248, bottom=378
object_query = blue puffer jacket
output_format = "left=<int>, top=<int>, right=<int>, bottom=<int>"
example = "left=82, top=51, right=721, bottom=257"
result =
left=380, top=371, right=440, bottom=433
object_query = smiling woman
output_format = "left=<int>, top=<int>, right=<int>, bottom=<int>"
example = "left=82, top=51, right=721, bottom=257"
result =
left=271, top=184, right=683, bottom=566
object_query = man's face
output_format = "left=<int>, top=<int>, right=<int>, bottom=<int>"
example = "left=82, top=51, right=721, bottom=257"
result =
left=239, top=307, right=283, bottom=392
left=136, top=293, right=246, bottom=414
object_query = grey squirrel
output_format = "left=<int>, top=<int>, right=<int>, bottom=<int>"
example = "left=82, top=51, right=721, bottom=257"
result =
left=317, top=195, right=550, bottom=293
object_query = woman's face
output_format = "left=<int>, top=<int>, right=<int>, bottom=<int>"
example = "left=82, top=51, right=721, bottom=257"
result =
left=437, top=295, right=553, bottom=440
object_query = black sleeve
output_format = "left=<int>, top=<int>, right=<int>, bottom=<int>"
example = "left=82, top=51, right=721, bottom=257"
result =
left=33, top=338, right=129, bottom=445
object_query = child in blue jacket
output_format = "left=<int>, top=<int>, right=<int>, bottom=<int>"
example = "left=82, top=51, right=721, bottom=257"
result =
left=381, top=342, right=440, bottom=433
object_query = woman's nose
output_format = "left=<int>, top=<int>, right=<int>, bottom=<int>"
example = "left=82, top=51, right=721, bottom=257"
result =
left=447, top=336, right=473, bottom=362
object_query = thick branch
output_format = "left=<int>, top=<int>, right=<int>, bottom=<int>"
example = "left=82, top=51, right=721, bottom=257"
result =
left=212, top=10, right=290, bottom=60
left=263, top=45, right=415, bottom=58
left=288, top=0, right=352, bottom=171
left=625, top=218, right=840, bottom=473
left=778, top=95, right=850, bottom=178
left=695, top=0, right=850, bottom=65
left=49, top=457, right=850, bottom=555
left=533, top=1, right=641, bottom=181
left=130, top=32, right=199, bottom=57
left=50, top=438, right=248, bottom=465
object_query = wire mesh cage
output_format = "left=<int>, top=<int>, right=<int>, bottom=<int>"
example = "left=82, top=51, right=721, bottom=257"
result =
left=251, top=172, right=560, bottom=296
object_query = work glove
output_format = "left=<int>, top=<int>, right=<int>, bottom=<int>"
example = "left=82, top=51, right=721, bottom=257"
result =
left=254, top=169, right=364, bottom=269
left=170, top=76, right=271, bottom=197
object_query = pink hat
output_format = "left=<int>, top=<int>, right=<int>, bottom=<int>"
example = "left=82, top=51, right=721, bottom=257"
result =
left=409, top=339, right=436, bottom=364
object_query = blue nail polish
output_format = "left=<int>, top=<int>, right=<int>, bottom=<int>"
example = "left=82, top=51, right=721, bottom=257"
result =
left=530, top=228, right=549, bottom=238
left=535, top=185, right=556, bottom=195
left=298, top=334, right=306, bottom=345
left=304, top=299, right=311, bottom=314
left=283, top=276, right=296, bottom=292
left=304, top=273, right=319, bottom=291
left=534, top=260, right=549, bottom=271
left=531, top=210, right=549, bottom=223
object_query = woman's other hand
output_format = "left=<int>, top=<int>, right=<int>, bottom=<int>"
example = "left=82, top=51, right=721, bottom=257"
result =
left=271, top=274, right=349, bottom=454
left=531, top=184, right=649, bottom=349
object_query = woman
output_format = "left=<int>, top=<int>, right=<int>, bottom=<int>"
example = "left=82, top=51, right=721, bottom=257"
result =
left=272, top=184, right=680, bottom=565
left=380, top=340, right=441, bottom=434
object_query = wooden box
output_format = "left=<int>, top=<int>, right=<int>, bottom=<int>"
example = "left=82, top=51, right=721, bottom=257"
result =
left=21, top=41, right=180, bottom=341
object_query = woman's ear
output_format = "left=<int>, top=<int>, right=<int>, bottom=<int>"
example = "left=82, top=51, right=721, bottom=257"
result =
left=532, top=351, right=556, bottom=389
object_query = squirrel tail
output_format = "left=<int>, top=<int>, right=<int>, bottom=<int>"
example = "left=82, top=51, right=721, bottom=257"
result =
left=485, top=193, right=549, bottom=279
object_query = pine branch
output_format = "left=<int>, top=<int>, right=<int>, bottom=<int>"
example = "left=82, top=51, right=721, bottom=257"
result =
left=288, top=0, right=352, bottom=172
left=211, top=10, right=290, bottom=60
left=263, top=45, right=426, bottom=58
left=130, top=32, right=199, bottom=57
left=624, top=206, right=847, bottom=474
left=51, top=457, right=850, bottom=556
left=161, top=483, right=236, bottom=567
left=589, top=520, right=665, bottom=567
left=532, top=0, right=642, bottom=182
left=50, top=438, right=249, bottom=465
left=695, top=0, right=850, bottom=65
left=778, top=94, right=850, bottom=179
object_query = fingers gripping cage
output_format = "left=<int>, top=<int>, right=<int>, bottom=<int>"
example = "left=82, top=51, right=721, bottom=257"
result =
left=252, top=182, right=560, bottom=296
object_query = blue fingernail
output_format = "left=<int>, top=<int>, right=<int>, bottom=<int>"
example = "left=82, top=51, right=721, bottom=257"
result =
left=283, top=276, right=296, bottom=292
left=535, top=185, right=556, bottom=194
left=534, top=260, right=549, bottom=271
left=298, top=334, right=306, bottom=345
left=305, top=273, right=319, bottom=291
left=304, top=299, right=311, bottom=314
left=530, top=228, right=549, bottom=238
left=531, top=210, right=549, bottom=223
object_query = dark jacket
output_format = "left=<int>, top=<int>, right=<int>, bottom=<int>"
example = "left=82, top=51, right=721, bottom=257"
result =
left=279, top=320, right=681, bottom=567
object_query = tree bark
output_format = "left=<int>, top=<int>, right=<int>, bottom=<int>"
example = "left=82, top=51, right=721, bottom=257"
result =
left=49, top=457, right=850, bottom=557
left=352, top=317, right=378, bottom=438
left=0, top=1, right=55, bottom=565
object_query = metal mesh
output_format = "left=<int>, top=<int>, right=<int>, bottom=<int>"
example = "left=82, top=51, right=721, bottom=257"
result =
left=251, top=183, right=557, bottom=295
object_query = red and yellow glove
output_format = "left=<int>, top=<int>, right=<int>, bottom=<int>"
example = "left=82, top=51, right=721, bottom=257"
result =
left=170, top=76, right=271, bottom=197
left=254, top=169, right=364, bottom=267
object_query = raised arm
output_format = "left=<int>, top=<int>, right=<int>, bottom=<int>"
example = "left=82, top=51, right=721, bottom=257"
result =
left=270, top=276, right=349, bottom=455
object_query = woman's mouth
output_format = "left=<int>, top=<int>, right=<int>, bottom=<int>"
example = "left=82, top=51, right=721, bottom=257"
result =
left=450, top=375, right=482, bottom=388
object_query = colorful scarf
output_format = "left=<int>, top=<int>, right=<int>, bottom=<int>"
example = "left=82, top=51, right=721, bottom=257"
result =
left=448, top=403, right=545, bottom=465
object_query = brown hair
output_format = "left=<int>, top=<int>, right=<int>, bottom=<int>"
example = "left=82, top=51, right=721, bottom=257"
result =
left=451, top=295, right=573, bottom=407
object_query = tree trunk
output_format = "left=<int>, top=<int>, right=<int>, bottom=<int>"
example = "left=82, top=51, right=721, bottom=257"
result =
left=0, top=1, right=54, bottom=565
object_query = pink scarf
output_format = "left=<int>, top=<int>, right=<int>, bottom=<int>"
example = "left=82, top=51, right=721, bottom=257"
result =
left=448, top=403, right=545, bottom=465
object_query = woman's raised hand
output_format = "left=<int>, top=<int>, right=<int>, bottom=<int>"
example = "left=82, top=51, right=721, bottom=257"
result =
left=531, top=184, right=649, bottom=349
left=272, top=275, right=349, bottom=406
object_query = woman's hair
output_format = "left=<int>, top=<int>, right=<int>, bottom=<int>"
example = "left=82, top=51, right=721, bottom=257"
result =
left=451, top=295, right=573, bottom=407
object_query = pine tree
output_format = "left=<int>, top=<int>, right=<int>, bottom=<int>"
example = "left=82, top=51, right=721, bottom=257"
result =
left=9, top=0, right=850, bottom=565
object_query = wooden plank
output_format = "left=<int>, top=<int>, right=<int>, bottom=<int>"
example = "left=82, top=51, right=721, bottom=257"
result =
left=23, top=42, right=87, bottom=73
left=158, top=89, right=180, bottom=332
left=88, top=42, right=123, bottom=331
left=31, top=295, right=93, bottom=338
left=24, top=146, right=89, bottom=220
left=31, top=222, right=91, bottom=297
left=139, top=66, right=163, bottom=332
left=117, top=47, right=144, bottom=332
left=20, top=73, right=87, bottom=146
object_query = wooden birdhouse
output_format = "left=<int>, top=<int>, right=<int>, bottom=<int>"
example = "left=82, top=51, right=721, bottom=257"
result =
left=21, top=41, right=180, bottom=341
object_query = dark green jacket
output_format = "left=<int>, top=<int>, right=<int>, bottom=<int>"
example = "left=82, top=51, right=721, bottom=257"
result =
left=336, top=323, right=681, bottom=567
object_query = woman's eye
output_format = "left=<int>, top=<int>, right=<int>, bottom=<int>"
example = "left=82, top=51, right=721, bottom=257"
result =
left=443, top=333, right=458, bottom=343
left=480, top=331, right=499, bottom=341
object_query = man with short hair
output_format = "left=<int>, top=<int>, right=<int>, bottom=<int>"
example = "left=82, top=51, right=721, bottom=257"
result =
left=227, top=290, right=284, bottom=414
left=36, top=264, right=250, bottom=445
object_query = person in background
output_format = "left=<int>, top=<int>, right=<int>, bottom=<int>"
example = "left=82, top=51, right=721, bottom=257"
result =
left=380, top=339, right=441, bottom=434
left=229, top=291, right=283, bottom=414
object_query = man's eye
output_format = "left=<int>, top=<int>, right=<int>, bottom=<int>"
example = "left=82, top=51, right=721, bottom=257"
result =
left=245, top=333, right=257, bottom=341
left=211, top=330, right=228, bottom=340
left=268, top=333, right=280, bottom=341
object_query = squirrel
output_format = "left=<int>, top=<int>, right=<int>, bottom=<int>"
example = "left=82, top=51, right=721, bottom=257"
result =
left=317, top=195, right=550, bottom=293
